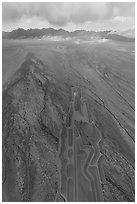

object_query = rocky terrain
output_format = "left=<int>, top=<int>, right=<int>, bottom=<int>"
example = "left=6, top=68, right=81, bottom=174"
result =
left=2, top=39, right=135, bottom=201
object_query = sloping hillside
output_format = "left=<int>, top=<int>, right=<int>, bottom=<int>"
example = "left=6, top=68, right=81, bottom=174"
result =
left=2, top=40, right=135, bottom=201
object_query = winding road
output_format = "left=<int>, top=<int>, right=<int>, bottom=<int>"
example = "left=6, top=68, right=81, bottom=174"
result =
left=59, top=87, right=106, bottom=201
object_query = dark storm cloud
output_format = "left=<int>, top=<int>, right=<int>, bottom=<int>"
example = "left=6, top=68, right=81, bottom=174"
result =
left=2, top=2, right=135, bottom=27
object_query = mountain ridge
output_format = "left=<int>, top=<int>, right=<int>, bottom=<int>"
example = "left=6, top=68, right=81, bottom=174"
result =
left=2, top=28, right=135, bottom=42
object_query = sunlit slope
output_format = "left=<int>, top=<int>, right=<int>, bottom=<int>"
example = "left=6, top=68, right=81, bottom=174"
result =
left=2, top=39, right=135, bottom=201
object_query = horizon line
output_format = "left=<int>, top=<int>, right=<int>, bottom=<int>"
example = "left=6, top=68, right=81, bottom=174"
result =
left=2, top=27, right=135, bottom=33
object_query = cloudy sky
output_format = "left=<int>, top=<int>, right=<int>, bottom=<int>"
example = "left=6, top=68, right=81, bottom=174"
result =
left=2, top=2, right=135, bottom=32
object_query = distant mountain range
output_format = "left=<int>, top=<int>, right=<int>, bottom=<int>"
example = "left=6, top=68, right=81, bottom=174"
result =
left=2, top=28, right=135, bottom=42
left=110, top=29, right=135, bottom=38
